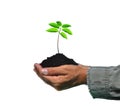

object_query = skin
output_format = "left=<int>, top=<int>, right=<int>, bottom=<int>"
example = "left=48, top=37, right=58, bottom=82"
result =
left=34, top=63, right=90, bottom=91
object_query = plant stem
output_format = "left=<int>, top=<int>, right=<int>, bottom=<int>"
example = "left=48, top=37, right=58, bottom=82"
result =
left=57, top=28, right=61, bottom=53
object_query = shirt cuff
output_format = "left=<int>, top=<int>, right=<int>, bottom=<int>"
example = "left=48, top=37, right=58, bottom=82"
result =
left=87, top=66, right=111, bottom=99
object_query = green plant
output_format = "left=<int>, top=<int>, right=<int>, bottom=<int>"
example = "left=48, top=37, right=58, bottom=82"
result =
left=46, top=21, right=73, bottom=53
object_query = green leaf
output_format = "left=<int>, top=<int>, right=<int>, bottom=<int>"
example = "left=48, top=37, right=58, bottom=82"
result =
left=60, top=32, right=67, bottom=39
left=62, top=28, right=72, bottom=35
left=49, top=22, right=59, bottom=28
left=56, top=21, right=62, bottom=26
left=62, top=24, right=71, bottom=28
left=46, top=28, right=58, bottom=32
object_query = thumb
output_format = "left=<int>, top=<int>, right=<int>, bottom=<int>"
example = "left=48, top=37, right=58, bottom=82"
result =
left=42, top=67, right=67, bottom=76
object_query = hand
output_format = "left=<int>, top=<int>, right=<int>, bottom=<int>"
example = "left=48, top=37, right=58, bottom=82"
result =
left=34, top=63, right=89, bottom=91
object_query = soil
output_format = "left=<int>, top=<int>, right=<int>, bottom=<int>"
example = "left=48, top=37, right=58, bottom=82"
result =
left=40, top=53, right=78, bottom=68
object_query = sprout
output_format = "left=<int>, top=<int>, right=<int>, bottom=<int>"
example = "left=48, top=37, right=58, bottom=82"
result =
left=46, top=21, right=73, bottom=53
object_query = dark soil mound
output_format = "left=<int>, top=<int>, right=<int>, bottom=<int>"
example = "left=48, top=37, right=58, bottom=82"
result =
left=40, top=53, right=78, bottom=68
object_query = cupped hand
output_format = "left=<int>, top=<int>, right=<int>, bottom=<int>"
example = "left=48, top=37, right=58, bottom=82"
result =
left=34, top=63, right=89, bottom=90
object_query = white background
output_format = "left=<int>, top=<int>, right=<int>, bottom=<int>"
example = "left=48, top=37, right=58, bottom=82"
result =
left=0, top=0, right=120, bottom=105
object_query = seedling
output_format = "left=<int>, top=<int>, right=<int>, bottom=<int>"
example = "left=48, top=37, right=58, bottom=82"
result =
left=40, top=21, right=77, bottom=68
left=46, top=21, right=73, bottom=53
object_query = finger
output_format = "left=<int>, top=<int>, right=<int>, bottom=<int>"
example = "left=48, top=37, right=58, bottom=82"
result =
left=34, top=63, right=42, bottom=71
left=43, top=75, right=68, bottom=84
left=34, top=63, right=43, bottom=78
left=34, top=63, right=48, bottom=76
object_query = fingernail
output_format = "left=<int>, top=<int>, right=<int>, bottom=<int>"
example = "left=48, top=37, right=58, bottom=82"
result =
left=41, top=69, right=48, bottom=75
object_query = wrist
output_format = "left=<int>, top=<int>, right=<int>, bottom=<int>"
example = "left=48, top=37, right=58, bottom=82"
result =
left=78, top=64, right=90, bottom=84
